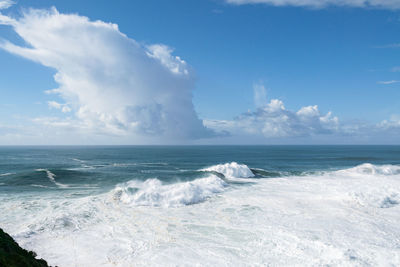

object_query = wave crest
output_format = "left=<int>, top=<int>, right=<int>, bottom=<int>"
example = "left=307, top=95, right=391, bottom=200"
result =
left=111, top=175, right=227, bottom=207
left=35, top=169, right=68, bottom=188
left=201, top=162, right=254, bottom=178
left=0, top=173, right=14, bottom=177
left=335, top=163, right=400, bottom=176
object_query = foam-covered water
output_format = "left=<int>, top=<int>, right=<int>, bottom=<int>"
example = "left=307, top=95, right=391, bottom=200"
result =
left=112, top=175, right=227, bottom=207
left=1, top=146, right=400, bottom=266
left=0, top=172, right=14, bottom=176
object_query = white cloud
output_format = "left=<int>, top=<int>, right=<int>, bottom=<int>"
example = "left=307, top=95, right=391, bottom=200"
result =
left=0, top=0, right=15, bottom=25
left=225, top=0, right=400, bottom=9
left=146, top=44, right=189, bottom=75
left=1, top=5, right=400, bottom=144
left=0, top=0, right=14, bottom=10
left=376, top=43, right=400, bottom=48
left=378, top=115, right=400, bottom=129
left=391, top=66, right=400, bottom=72
left=48, top=101, right=71, bottom=113
left=253, top=83, right=268, bottom=108
left=0, top=7, right=214, bottom=140
left=377, top=80, right=400, bottom=84
left=206, top=98, right=339, bottom=138
left=205, top=103, right=400, bottom=144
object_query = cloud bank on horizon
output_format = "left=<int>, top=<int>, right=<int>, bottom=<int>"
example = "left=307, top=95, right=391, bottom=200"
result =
left=225, top=0, right=400, bottom=9
left=206, top=98, right=339, bottom=139
left=0, top=2, right=399, bottom=144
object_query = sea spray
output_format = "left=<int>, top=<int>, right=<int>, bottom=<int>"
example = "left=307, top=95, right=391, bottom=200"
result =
left=201, top=162, right=255, bottom=178
left=111, top=175, right=227, bottom=207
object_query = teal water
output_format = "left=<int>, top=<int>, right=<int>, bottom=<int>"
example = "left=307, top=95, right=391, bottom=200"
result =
left=1, top=145, right=399, bottom=193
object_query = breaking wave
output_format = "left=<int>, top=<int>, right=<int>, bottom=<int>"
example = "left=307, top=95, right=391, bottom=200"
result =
left=111, top=175, right=227, bottom=207
left=106, top=162, right=400, bottom=209
left=320, top=163, right=400, bottom=209
left=334, top=163, right=400, bottom=176
left=201, top=162, right=255, bottom=178
left=2, top=161, right=400, bottom=266
left=108, top=161, right=284, bottom=208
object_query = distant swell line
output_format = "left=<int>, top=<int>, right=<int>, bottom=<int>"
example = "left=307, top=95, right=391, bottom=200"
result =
left=0, top=172, right=15, bottom=177
left=30, top=184, right=51, bottom=188
left=35, top=169, right=69, bottom=188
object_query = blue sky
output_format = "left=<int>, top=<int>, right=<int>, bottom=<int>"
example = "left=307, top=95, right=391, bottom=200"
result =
left=0, top=0, right=400, bottom=144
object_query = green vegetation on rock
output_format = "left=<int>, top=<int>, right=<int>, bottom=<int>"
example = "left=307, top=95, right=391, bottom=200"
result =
left=0, top=228, right=49, bottom=267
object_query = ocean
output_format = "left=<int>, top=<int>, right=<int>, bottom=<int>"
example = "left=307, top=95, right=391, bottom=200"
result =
left=0, top=145, right=399, bottom=266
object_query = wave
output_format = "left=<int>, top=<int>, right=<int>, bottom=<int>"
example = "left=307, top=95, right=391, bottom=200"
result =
left=200, top=162, right=400, bottom=180
left=111, top=175, right=227, bottom=207
left=3, top=162, right=400, bottom=266
left=250, top=168, right=288, bottom=177
left=30, top=184, right=52, bottom=189
left=201, top=162, right=255, bottom=179
left=198, top=162, right=400, bottom=210
left=72, top=158, right=86, bottom=163
left=251, top=163, right=400, bottom=179
left=307, top=163, right=400, bottom=209
left=333, top=163, right=400, bottom=177
left=112, top=162, right=168, bottom=167
left=35, top=169, right=69, bottom=188
left=0, top=173, right=14, bottom=177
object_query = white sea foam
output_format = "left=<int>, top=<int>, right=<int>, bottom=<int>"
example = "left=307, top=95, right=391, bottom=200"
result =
left=1, top=163, right=399, bottom=266
left=35, top=169, right=68, bottom=188
left=201, top=162, right=254, bottom=178
left=0, top=172, right=14, bottom=176
left=30, top=184, right=51, bottom=188
left=111, top=175, right=227, bottom=207
left=72, top=158, right=86, bottom=163
left=334, top=163, right=400, bottom=176
left=326, top=163, right=400, bottom=209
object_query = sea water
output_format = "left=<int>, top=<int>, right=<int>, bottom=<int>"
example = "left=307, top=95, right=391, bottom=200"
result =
left=0, top=146, right=399, bottom=266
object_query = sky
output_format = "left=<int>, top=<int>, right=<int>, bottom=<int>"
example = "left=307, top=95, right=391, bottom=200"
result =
left=0, top=0, right=400, bottom=145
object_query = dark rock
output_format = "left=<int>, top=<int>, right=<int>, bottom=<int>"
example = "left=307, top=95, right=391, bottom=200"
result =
left=0, top=228, right=50, bottom=267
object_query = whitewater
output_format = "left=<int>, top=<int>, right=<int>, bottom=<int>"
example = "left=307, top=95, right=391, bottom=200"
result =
left=0, top=146, right=399, bottom=266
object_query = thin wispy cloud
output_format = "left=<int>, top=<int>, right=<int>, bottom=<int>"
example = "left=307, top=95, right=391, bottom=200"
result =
left=253, top=83, right=268, bottom=108
left=212, top=9, right=224, bottom=14
left=225, top=0, right=400, bottom=9
left=377, top=80, right=400, bottom=85
left=48, top=101, right=72, bottom=113
left=374, top=43, right=400, bottom=48
left=391, top=66, right=400, bottom=72
left=0, top=0, right=14, bottom=10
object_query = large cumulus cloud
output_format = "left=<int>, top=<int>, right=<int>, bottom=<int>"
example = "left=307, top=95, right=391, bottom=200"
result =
left=205, top=98, right=339, bottom=139
left=0, top=7, right=214, bottom=139
left=1, top=3, right=400, bottom=144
